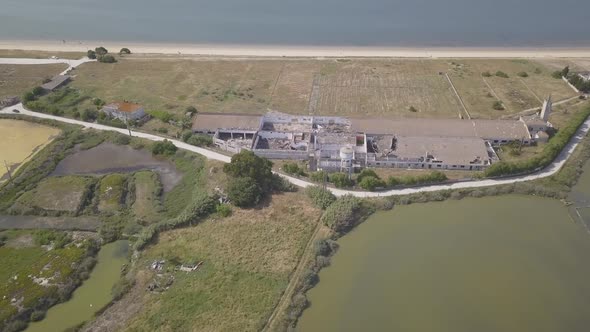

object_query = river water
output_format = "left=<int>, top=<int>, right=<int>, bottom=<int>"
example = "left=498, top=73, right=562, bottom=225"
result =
left=26, top=240, right=129, bottom=332
left=299, top=195, right=590, bottom=332
left=1, top=0, right=589, bottom=47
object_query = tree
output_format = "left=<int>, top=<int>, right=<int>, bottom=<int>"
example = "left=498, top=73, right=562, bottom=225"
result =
left=32, top=86, right=44, bottom=96
left=95, top=46, right=108, bottom=55
left=98, top=54, right=116, bottom=63
left=329, top=173, right=353, bottom=188
left=227, top=177, right=262, bottom=207
left=185, top=106, right=198, bottom=115
left=81, top=109, right=98, bottom=122
left=22, top=91, right=35, bottom=102
left=282, top=162, right=305, bottom=176
left=151, top=139, right=177, bottom=156
left=119, top=48, right=131, bottom=54
left=561, top=66, right=570, bottom=77
left=223, top=150, right=274, bottom=192
left=87, top=50, right=97, bottom=59
left=358, top=176, right=385, bottom=191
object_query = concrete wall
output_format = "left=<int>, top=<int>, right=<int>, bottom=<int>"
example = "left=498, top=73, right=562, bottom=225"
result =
left=253, top=150, right=308, bottom=160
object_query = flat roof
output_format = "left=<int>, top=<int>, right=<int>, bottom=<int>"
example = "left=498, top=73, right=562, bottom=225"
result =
left=41, top=75, right=70, bottom=91
left=351, top=118, right=530, bottom=140
left=393, top=136, right=490, bottom=165
left=192, top=112, right=262, bottom=132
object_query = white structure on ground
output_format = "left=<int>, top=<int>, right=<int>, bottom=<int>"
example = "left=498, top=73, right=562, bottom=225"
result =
left=100, top=102, right=146, bottom=121
left=541, top=95, right=552, bottom=122
left=193, top=111, right=552, bottom=171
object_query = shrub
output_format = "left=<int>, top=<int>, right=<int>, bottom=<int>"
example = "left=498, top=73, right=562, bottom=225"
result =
left=119, top=48, right=131, bottom=54
left=111, top=278, right=134, bottom=301
left=358, top=176, right=386, bottom=191
left=321, top=195, right=373, bottom=235
left=356, top=169, right=380, bottom=183
left=185, top=106, right=198, bottom=115
left=3, top=320, right=27, bottom=332
left=147, top=110, right=174, bottom=123
left=551, top=71, right=562, bottom=79
left=481, top=71, right=492, bottom=77
left=87, top=50, right=97, bottom=59
left=33, top=230, right=71, bottom=249
left=98, top=54, right=116, bottom=63
left=310, top=171, right=328, bottom=183
left=95, top=46, right=108, bottom=55
left=30, top=310, right=46, bottom=322
left=314, top=238, right=339, bottom=256
left=32, top=86, right=45, bottom=96
left=227, top=177, right=262, bottom=207
left=216, top=204, right=232, bottom=217
left=408, top=106, right=418, bottom=112
left=151, top=139, right=177, bottom=156
left=305, top=186, right=336, bottom=210
left=517, top=71, right=529, bottom=77
left=561, top=66, right=570, bottom=77
left=329, top=172, right=353, bottom=188
left=114, top=134, right=131, bottom=145
left=186, top=134, right=212, bottom=147
left=181, top=131, right=193, bottom=142
left=495, top=71, right=509, bottom=78
left=492, top=101, right=505, bottom=110
left=156, top=127, right=168, bottom=134
left=22, top=91, right=36, bottom=102
left=81, top=109, right=98, bottom=122
left=282, top=162, right=305, bottom=176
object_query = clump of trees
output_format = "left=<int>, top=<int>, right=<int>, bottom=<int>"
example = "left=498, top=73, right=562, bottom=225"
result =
left=119, top=48, right=131, bottom=55
left=282, top=162, right=306, bottom=176
left=321, top=195, right=374, bottom=235
left=305, top=186, right=336, bottom=210
left=223, top=151, right=292, bottom=207
left=329, top=173, right=353, bottom=188
left=151, top=139, right=177, bottom=156
left=356, top=169, right=385, bottom=191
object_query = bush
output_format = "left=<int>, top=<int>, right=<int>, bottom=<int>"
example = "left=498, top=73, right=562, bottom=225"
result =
left=495, top=71, right=509, bottom=78
left=114, top=134, right=131, bottom=145
left=216, top=204, right=232, bottom=217
left=32, top=230, right=71, bottom=248
left=358, top=176, right=386, bottom=191
left=156, top=127, right=168, bottom=134
left=87, top=50, right=97, bottom=59
left=321, top=195, right=373, bottom=235
left=329, top=173, right=353, bottom=188
left=551, top=71, right=562, bottom=79
left=561, top=66, right=570, bottom=77
left=408, top=106, right=418, bottom=112
left=112, top=278, right=134, bottom=301
left=98, top=54, right=116, bottom=63
left=282, top=162, right=305, bottom=176
left=95, top=46, right=108, bottom=55
left=186, top=134, right=213, bottom=147
left=517, top=71, right=529, bottom=77
left=387, top=171, right=448, bottom=187
left=3, top=320, right=27, bottom=332
left=32, top=86, right=45, bottom=96
left=30, top=310, right=46, bottom=322
left=119, top=48, right=131, bottom=54
left=492, top=100, right=505, bottom=110
left=314, top=238, right=339, bottom=256
left=356, top=169, right=380, bottom=183
left=481, top=71, right=492, bottom=77
left=147, top=110, right=174, bottom=123
left=151, top=139, right=177, bottom=156
left=22, top=91, right=35, bottom=102
left=310, top=171, right=328, bottom=183
left=81, top=109, right=98, bottom=122
left=185, top=106, right=198, bottom=115
left=227, top=177, right=262, bottom=208
left=305, top=186, right=336, bottom=210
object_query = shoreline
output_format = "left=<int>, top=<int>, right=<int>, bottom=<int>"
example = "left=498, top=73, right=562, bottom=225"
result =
left=1, top=40, right=590, bottom=58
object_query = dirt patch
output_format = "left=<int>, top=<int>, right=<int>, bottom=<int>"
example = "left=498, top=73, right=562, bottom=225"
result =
left=0, top=215, right=101, bottom=231
left=52, top=143, right=182, bottom=192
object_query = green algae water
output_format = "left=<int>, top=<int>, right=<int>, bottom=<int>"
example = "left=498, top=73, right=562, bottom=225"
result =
left=26, top=240, right=129, bottom=332
left=299, top=196, right=590, bottom=332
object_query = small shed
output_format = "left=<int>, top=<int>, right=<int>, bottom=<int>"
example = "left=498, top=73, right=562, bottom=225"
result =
left=41, top=75, right=71, bottom=91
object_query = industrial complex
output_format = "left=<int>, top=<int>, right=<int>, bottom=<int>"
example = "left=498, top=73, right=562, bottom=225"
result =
left=192, top=99, right=553, bottom=172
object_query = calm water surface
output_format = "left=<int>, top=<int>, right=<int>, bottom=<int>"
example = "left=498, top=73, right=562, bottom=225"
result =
left=26, top=240, right=129, bottom=332
left=1, top=0, right=589, bottom=46
left=299, top=195, right=590, bottom=332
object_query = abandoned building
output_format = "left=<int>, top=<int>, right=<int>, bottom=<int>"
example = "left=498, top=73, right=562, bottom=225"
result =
left=100, top=101, right=146, bottom=121
left=192, top=105, right=553, bottom=171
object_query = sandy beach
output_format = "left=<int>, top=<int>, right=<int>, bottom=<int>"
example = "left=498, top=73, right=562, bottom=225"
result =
left=0, top=40, right=589, bottom=58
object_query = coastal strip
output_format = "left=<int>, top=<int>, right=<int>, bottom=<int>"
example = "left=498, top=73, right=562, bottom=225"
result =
left=1, top=40, right=590, bottom=58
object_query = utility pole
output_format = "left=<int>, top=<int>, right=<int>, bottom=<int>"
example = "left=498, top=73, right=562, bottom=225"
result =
left=3, top=160, right=12, bottom=181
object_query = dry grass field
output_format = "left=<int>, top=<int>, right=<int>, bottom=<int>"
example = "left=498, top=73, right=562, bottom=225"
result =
left=69, top=56, right=577, bottom=120
left=0, top=63, right=68, bottom=100
left=14, top=176, right=94, bottom=213
left=0, top=49, right=85, bottom=59
left=123, top=191, right=321, bottom=332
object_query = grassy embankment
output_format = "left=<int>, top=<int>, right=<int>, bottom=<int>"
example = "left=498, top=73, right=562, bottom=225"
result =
left=0, top=229, right=99, bottom=332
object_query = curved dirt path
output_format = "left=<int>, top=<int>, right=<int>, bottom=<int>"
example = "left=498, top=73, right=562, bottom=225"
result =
left=2, top=103, right=590, bottom=197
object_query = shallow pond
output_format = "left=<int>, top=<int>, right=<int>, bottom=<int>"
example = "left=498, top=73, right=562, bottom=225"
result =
left=26, top=240, right=129, bottom=332
left=52, top=142, right=182, bottom=192
left=0, top=119, right=60, bottom=183
left=299, top=195, right=590, bottom=332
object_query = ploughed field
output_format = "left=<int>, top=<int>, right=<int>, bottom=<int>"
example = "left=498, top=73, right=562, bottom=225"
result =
left=0, top=119, right=60, bottom=184
left=70, top=57, right=576, bottom=120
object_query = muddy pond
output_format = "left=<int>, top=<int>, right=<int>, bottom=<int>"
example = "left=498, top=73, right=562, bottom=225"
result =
left=52, top=143, right=182, bottom=192
left=25, top=240, right=129, bottom=332
left=0, top=119, right=60, bottom=183
left=299, top=194, right=590, bottom=332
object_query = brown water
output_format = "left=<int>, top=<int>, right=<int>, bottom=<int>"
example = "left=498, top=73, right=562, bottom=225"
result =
left=52, top=143, right=182, bottom=192
left=299, top=195, right=590, bottom=332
